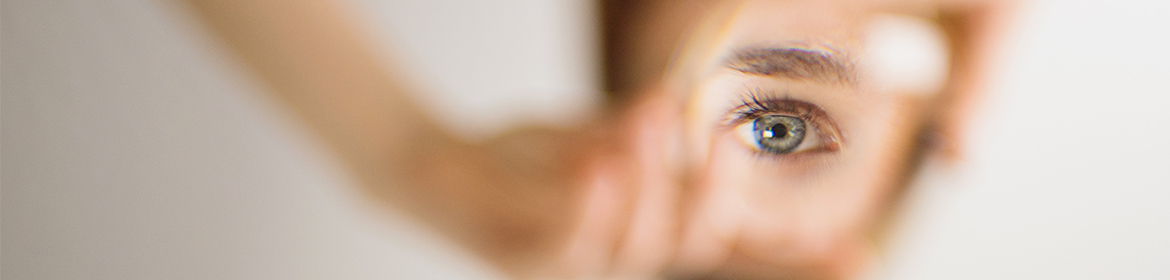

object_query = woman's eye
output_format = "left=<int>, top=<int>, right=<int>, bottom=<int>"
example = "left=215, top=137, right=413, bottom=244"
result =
left=752, top=115, right=806, bottom=154
left=729, top=97, right=842, bottom=156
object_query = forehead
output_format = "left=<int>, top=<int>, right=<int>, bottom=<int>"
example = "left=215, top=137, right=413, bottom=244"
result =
left=729, top=1, right=867, bottom=36
left=673, top=1, right=872, bottom=83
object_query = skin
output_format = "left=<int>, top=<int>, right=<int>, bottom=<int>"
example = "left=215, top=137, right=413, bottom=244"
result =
left=669, top=3, right=932, bottom=279
left=181, top=0, right=1011, bottom=279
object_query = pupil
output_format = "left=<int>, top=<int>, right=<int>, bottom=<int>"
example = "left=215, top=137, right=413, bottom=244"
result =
left=770, top=123, right=788, bottom=139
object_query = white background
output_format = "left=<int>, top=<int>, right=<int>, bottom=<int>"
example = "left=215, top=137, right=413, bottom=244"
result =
left=3, top=0, right=1167, bottom=279
left=880, top=1, right=1170, bottom=279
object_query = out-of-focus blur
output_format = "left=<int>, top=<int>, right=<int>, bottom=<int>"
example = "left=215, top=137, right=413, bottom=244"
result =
left=3, top=0, right=1168, bottom=280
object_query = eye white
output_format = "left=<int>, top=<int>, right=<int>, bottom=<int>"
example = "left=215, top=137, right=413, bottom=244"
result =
left=734, top=120, right=763, bottom=151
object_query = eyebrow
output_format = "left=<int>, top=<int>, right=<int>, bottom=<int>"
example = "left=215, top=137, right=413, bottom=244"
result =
left=723, top=47, right=855, bottom=85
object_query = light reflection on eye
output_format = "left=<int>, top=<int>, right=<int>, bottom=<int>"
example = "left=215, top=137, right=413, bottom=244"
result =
left=730, top=98, right=842, bottom=156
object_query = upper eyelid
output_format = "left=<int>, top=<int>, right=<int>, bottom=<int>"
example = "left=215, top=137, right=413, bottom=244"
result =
left=720, top=87, right=792, bottom=124
left=721, top=98, right=807, bottom=134
left=729, top=89, right=813, bottom=119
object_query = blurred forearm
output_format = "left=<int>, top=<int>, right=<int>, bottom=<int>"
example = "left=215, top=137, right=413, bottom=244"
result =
left=180, top=0, right=446, bottom=185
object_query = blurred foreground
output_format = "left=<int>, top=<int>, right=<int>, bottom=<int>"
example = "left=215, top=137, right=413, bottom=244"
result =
left=3, top=0, right=1169, bottom=279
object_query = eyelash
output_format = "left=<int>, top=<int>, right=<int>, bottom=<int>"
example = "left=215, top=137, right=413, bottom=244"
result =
left=726, top=89, right=817, bottom=126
